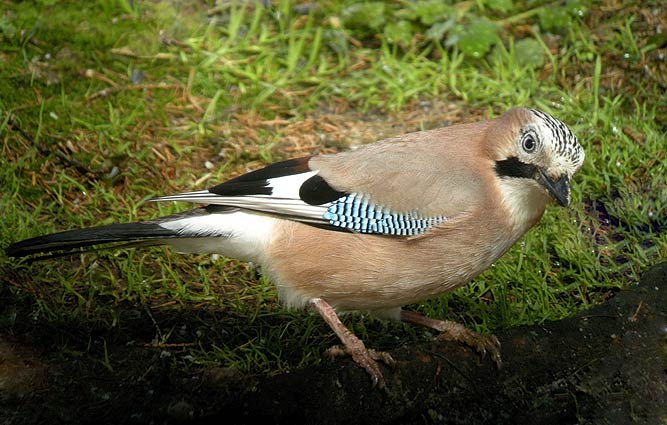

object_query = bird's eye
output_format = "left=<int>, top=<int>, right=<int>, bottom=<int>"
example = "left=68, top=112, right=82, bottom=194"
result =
left=522, top=135, right=536, bottom=153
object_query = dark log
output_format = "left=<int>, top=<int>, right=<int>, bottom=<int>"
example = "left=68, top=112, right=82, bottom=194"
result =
left=199, top=262, right=667, bottom=425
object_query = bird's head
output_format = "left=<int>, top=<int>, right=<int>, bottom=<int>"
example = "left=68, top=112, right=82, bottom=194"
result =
left=493, top=108, right=585, bottom=208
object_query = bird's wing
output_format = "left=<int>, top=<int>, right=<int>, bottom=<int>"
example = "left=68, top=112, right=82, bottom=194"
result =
left=154, top=124, right=490, bottom=237
left=152, top=157, right=335, bottom=227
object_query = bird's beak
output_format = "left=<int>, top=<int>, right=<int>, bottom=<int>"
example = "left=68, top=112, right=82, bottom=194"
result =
left=538, top=169, right=571, bottom=207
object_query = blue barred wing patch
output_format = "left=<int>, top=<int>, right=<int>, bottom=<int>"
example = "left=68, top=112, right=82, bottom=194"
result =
left=322, top=193, right=445, bottom=236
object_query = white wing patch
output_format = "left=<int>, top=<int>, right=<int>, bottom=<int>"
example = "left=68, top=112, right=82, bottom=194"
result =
left=267, top=171, right=318, bottom=198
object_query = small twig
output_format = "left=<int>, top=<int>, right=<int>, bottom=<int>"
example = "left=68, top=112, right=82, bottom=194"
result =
left=83, top=69, right=120, bottom=88
left=629, top=300, right=645, bottom=323
left=143, top=304, right=164, bottom=342
left=143, top=342, right=198, bottom=348
left=426, top=348, right=479, bottom=391
left=85, top=82, right=181, bottom=101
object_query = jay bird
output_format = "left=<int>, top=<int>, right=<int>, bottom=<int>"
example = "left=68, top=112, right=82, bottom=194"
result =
left=7, top=107, right=584, bottom=388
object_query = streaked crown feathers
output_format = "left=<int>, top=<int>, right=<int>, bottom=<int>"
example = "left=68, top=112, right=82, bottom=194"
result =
left=527, top=108, right=585, bottom=176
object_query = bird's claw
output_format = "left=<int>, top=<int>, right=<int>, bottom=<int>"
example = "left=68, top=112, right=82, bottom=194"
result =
left=325, top=344, right=395, bottom=388
left=437, top=327, right=502, bottom=368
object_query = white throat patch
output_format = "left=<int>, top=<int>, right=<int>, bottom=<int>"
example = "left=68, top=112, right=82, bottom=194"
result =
left=497, top=178, right=550, bottom=232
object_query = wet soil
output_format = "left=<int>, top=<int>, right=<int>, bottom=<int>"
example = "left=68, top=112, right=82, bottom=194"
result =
left=1, top=263, right=666, bottom=424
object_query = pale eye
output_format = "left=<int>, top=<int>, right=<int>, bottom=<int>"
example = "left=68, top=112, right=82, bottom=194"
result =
left=522, top=135, right=536, bottom=153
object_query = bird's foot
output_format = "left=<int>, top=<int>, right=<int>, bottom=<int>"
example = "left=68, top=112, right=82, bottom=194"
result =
left=309, top=297, right=393, bottom=388
left=324, top=344, right=395, bottom=388
left=401, top=310, right=502, bottom=367
left=435, top=324, right=502, bottom=367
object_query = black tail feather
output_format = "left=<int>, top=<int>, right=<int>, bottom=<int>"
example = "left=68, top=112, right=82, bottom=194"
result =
left=6, top=222, right=178, bottom=259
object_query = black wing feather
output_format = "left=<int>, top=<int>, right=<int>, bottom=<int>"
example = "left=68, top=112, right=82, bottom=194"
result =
left=299, top=174, right=346, bottom=205
left=209, top=156, right=312, bottom=197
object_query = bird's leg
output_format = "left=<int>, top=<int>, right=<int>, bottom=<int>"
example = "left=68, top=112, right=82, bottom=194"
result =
left=308, top=298, right=393, bottom=388
left=400, top=310, right=502, bottom=367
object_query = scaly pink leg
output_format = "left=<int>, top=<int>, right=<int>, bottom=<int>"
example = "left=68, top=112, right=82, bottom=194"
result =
left=401, top=310, right=502, bottom=367
left=309, top=298, right=393, bottom=388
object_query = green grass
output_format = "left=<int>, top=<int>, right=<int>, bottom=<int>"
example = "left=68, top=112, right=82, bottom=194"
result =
left=1, top=0, right=666, bottom=381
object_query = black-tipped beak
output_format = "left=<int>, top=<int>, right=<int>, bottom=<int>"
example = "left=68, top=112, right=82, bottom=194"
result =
left=538, top=170, right=571, bottom=207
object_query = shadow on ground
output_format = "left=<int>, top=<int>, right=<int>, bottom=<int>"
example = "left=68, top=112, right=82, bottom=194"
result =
left=1, top=263, right=666, bottom=424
